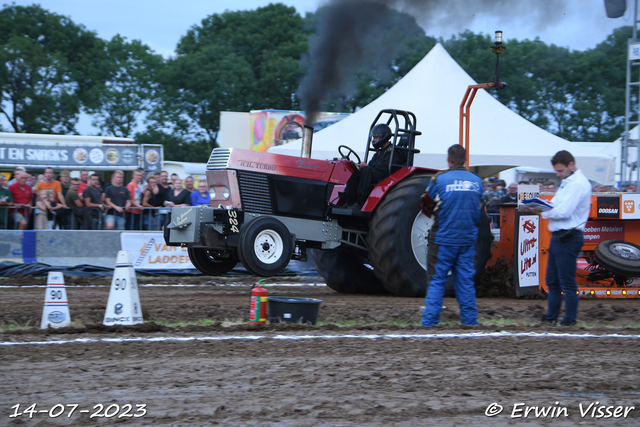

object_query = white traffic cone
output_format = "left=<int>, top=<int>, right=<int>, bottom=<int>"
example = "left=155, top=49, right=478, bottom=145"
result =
left=41, top=271, right=71, bottom=329
left=103, top=250, right=144, bottom=326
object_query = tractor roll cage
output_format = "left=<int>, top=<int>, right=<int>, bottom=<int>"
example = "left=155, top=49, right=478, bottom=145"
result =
left=364, top=109, right=422, bottom=175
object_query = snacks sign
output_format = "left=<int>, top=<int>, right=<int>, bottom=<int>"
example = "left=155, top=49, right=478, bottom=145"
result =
left=0, top=143, right=142, bottom=168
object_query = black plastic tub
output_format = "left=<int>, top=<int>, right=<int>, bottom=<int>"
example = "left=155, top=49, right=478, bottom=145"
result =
left=267, top=296, right=323, bottom=325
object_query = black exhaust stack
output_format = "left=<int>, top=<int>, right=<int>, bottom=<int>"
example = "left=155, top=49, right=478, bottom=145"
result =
left=301, top=125, right=314, bottom=158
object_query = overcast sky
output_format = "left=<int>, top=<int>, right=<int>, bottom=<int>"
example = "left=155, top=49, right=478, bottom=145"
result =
left=8, top=0, right=631, bottom=57
left=2, top=0, right=633, bottom=134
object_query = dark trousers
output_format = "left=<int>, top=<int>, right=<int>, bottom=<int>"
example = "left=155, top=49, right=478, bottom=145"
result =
left=345, top=166, right=387, bottom=206
left=544, top=230, right=584, bottom=324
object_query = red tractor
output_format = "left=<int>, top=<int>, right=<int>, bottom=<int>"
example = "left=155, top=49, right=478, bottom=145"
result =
left=165, top=109, right=493, bottom=297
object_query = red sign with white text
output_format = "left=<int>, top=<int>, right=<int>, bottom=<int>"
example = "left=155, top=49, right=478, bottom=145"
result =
left=582, top=221, right=625, bottom=244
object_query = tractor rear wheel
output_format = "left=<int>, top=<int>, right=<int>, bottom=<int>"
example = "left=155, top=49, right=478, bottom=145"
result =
left=310, top=249, right=390, bottom=294
left=188, top=247, right=237, bottom=276
left=369, top=173, right=493, bottom=297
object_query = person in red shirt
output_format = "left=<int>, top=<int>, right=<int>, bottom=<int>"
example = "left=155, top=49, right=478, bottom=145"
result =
left=78, top=170, right=90, bottom=194
left=8, top=171, right=33, bottom=230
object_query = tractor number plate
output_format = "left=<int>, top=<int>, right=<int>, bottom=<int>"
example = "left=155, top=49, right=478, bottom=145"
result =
left=222, top=209, right=243, bottom=234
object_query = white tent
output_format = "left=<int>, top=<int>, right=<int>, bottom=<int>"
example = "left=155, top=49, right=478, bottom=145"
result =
left=269, top=43, right=614, bottom=183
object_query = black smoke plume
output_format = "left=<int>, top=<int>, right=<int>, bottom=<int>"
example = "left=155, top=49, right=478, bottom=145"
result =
left=297, top=0, right=569, bottom=125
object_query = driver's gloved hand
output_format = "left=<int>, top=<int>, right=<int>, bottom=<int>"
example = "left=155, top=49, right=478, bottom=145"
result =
left=418, top=192, right=435, bottom=218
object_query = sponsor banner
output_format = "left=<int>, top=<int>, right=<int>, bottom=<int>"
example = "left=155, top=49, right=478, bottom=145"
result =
left=142, top=145, right=163, bottom=172
left=517, top=215, right=539, bottom=288
left=621, top=194, right=640, bottom=219
left=517, top=185, right=541, bottom=206
left=596, top=196, right=620, bottom=219
left=120, top=232, right=194, bottom=269
left=0, top=143, right=138, bottom=168
left=583, top=221, right=625, bottom=244
left=250, top=110, right=349, bottom=151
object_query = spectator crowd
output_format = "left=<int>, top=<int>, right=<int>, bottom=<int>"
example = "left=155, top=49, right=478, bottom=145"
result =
left=0, top=167, right=208, bottom=230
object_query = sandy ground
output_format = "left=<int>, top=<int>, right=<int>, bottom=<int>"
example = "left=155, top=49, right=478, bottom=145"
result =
left=2, top=275, right=640, bottom=426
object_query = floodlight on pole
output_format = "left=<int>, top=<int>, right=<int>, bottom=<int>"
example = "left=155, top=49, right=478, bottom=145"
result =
left=494, top=30, right=503, bottom=45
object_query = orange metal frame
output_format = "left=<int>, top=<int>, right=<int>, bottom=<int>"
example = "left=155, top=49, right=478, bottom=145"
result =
left=460, top=83, right=497, bottom=167
left=491, top=197, right=640, bottom=298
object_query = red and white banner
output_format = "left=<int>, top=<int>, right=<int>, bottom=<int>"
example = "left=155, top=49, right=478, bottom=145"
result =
left=518, top=215, right=539, bottom=288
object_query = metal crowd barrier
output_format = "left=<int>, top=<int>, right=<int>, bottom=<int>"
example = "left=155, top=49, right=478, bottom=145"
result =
left=0, top=206, right=174, bottom=231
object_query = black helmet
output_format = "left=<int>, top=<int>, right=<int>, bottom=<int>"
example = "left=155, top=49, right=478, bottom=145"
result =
left=371, top=124, right=392, bottom=149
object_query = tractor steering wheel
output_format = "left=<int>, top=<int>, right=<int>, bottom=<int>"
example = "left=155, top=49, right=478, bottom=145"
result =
left=338, top=145, right=361, bottom=164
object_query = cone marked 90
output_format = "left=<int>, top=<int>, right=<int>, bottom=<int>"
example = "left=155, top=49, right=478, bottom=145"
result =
left=103, top=250, right=143, bottom=326
left=41, top=271, right=71, bottom=329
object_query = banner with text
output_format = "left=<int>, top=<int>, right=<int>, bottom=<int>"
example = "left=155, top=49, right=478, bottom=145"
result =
left=517, top=215, right=540, bottom=288
left=0, top=143, right=139, bottom=168
left=120, top=232, right=195, bottom=270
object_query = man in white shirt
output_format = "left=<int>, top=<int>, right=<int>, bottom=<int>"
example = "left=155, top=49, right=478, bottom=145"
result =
left=540, top=150, right=592, bottom=326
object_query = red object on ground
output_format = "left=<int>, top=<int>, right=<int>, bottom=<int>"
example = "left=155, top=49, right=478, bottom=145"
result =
left=249, top=280, right=268, bottom=324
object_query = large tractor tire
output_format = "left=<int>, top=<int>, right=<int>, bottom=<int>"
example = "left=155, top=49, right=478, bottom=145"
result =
left=310, top=249, right=390, bottom=294
left=594, top=240, right=640, bottom=277
left=188, top=247, right=238, bottom=276
left=369, top=173, right=493, bottom=297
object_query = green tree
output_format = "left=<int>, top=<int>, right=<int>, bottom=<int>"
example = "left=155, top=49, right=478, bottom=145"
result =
left=0, top=4, right=105, bottom=133
left=152, top=3, right=310, bottom=148
left=446, top=29, right=630, bottom=142
left=84, top=35, right=164, bottom=138
left=568, top=26, right=630, bottom=141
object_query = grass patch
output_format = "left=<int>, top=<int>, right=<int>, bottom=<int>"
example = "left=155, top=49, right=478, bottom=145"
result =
left=154, top=318, right=218, bottom=328
left=315, top=318, right=421, bottom=327
left=479, top=318, right=540, bottom=327
left=0, top=324, right=33, bottom=331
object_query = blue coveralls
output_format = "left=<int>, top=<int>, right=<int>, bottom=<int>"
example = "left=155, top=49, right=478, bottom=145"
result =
left=421, top=166, right=483, bottom=326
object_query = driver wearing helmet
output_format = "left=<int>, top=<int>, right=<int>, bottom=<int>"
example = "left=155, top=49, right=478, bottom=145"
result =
left=343, top=123, right=398, bottom=210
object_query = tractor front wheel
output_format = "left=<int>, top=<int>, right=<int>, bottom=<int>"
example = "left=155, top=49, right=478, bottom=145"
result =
left=238, top=216, right=292, bottom=276
left=188, top=247, right=238, bottom=276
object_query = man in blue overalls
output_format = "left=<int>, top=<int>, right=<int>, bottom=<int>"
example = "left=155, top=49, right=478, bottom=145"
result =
left=420, top=144, right=484, bottom=326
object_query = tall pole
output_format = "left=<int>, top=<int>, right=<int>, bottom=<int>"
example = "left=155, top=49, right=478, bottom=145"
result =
left=622, top=0, right=640, bottom=189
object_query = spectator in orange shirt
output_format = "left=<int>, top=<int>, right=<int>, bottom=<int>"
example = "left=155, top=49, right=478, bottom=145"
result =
left=36, top=167, right=67, bottom=208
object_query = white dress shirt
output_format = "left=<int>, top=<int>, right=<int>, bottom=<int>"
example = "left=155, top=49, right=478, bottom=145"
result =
left=541, top=169, right=592, bottom=232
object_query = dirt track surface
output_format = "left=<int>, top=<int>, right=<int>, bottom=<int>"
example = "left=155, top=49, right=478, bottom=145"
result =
left=2, top=275, right=640, bottom=426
